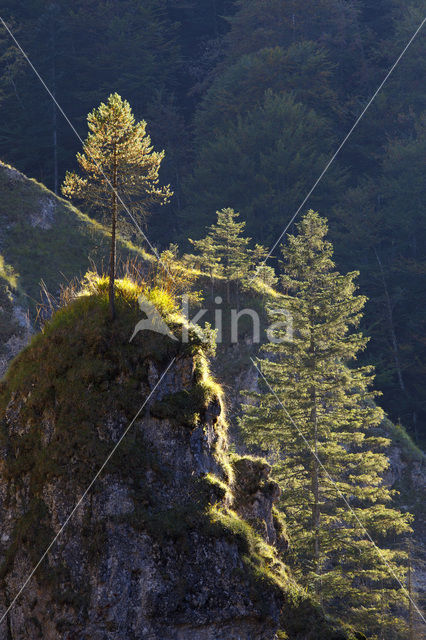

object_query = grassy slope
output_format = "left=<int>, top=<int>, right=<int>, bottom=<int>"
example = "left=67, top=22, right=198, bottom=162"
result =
left=0, top=160, right=152, bottom=312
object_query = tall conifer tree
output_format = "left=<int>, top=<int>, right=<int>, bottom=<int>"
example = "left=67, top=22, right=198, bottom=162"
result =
left=190, top=208, right=250, bottom=302
left=241, top=211, right=412, bottom=638
left=62, top=93, right=172, bottom=318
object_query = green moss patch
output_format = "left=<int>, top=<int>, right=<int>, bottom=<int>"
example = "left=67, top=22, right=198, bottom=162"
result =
left=381, top=417, right=424, bottom=464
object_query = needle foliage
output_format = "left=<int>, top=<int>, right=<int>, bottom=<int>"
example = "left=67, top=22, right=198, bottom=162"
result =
left=241, top=211, right=413, bottom=639
left=62, top=93, right=172, bottom=318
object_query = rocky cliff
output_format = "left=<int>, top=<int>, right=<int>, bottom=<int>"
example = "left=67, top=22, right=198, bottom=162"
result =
left=0, top=271, right=31, bottom=380
left=0, top=280, right=354, bottom=640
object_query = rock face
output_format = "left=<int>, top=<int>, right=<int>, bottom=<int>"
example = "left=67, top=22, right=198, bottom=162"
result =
left=381, top=420, right=426, bottom=621
left=0, top=291, right=352, bottom=640
left=232, top=456, right=288, bottom=551
left=0, top=284, right=31, bottom=380
left=0, top=362, right=274, bottom=639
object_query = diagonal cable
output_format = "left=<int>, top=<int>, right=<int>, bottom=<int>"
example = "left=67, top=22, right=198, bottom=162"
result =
left=250, top=356, right=426, bottom=625
left=0, top=356, right=176, bottom=625
left=250, top=16, right=425, bottom=282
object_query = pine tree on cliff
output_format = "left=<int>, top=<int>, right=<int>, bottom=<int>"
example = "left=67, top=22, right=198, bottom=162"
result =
left=62, top=93, right=172, bottom=319
left=190, top=208, right=251, bottom=303
left=241, top=211, right=413, bottom=638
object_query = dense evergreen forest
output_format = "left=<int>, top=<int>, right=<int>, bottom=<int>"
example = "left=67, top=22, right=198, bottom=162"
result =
left=1, top=0, right=425, bottom=445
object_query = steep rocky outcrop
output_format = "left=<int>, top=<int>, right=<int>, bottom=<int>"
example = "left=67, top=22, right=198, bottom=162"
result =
left=0, top=283, right=353, bottom=640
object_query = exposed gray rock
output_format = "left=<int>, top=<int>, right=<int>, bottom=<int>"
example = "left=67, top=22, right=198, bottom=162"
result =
left=0, top=351, right=286, bottom=640
left=0, top=288, right=32, bottom=380
left=232, top=456, right=287, bottom=550
left=0, top=324, right=355, bottom=640
left=30, top=197, right=56, bottom=230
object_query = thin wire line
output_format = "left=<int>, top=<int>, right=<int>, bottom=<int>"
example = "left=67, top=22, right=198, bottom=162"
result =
left=0, top=357, right=176, bottom=625
left=250, top=16, right=426, bottom=282
left=0, top=16, right=167, bottom=270
left=250, top=357, right=426, bottom=625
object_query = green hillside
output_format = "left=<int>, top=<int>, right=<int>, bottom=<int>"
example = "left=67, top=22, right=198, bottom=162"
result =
left=0, top=161, right=152, bottom=311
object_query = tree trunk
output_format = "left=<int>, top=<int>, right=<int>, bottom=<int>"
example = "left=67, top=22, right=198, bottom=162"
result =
left=53, top=104, right=58, bottom=195
left=50, top=15, right=58, bottom=194
left=374, top=249, right=405, bottom=392
left=310, top=386, right=320, bottom=588
left=109, top=148, right=118, bottom=320
left=408, top=539, right=414, bottom=640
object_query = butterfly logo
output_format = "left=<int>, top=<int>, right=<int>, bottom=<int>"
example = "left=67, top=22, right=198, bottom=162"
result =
left=129, top=295, right=178, bottom=343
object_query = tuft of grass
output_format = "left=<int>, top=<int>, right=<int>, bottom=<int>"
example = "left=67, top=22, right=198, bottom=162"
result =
left=145, top=286, right=177, bottom=315
left=204, top=472, right=230, bottom=502
left=207, top=504, right=295, bottom=606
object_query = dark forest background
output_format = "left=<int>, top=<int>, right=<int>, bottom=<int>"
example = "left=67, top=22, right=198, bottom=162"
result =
left=0, top=0, right=425, bottom=444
